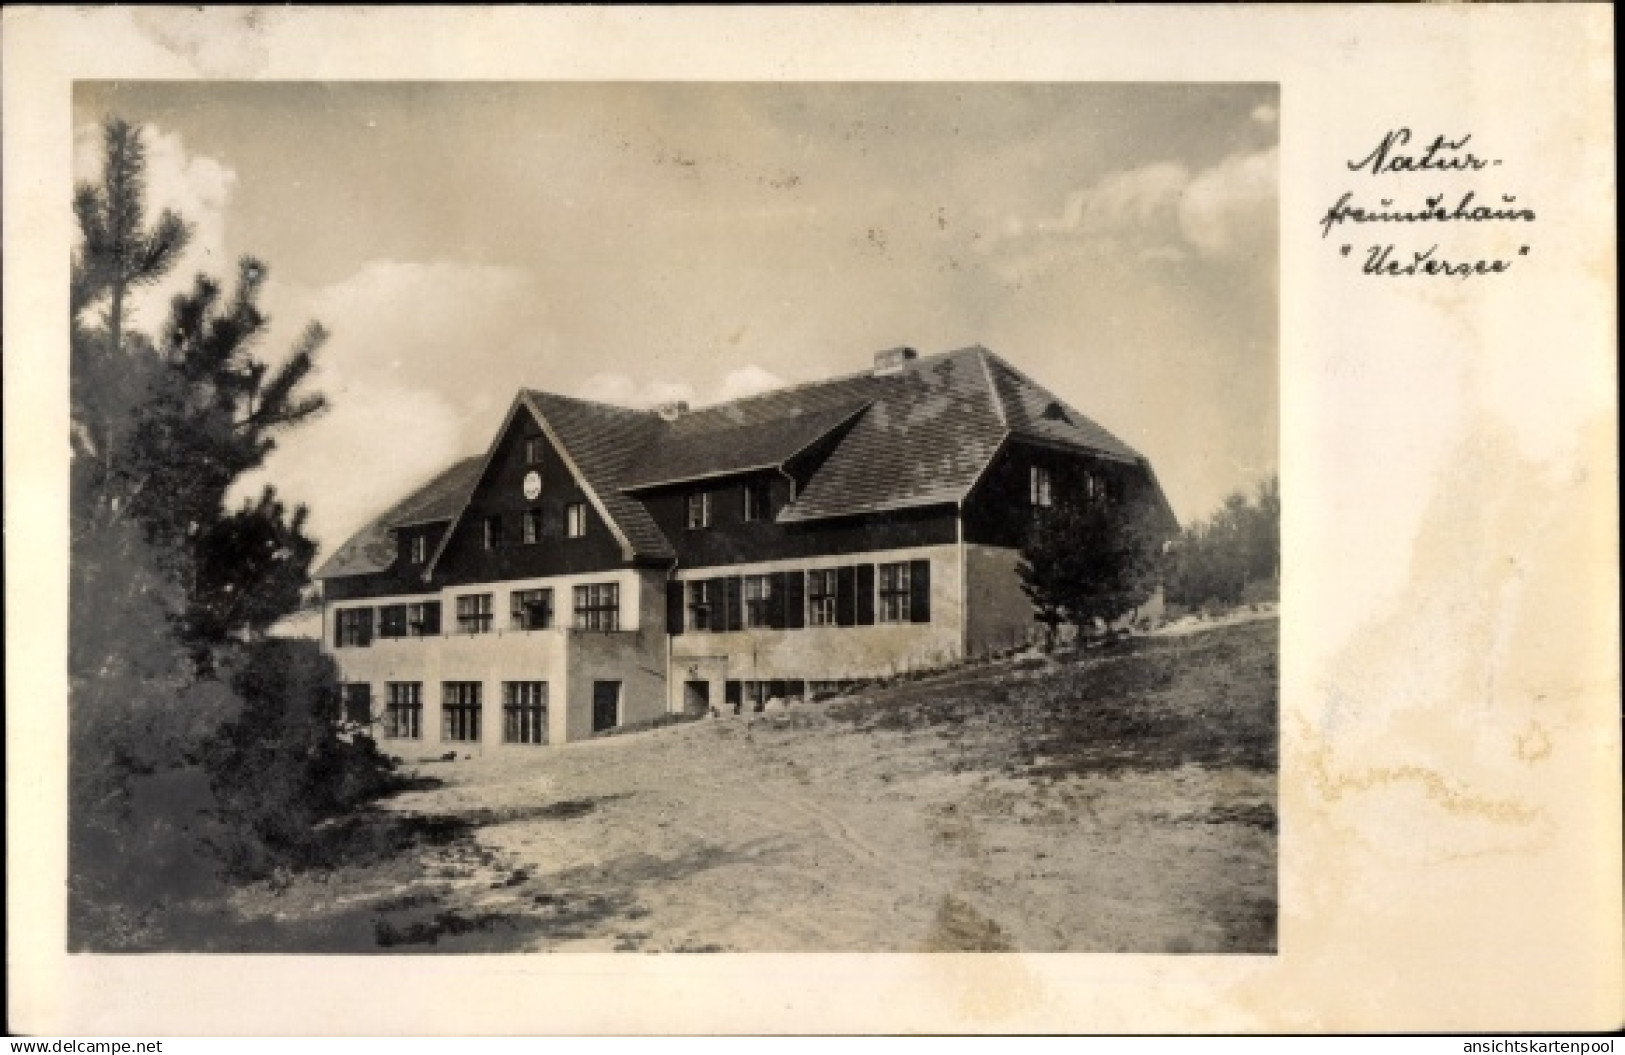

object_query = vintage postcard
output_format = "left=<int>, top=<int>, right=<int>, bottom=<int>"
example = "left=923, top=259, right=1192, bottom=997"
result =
left=4, top=5, right=1618, bottom=1035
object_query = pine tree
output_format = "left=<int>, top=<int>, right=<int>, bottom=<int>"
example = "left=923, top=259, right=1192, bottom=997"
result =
left=1018, top=490, right=1165, bottom=645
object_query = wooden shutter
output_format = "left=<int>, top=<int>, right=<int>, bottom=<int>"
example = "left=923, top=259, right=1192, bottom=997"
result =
left=423, top=602, right=442, bottom=635
left=666, top=580, right=685, bottom=635
left=725, top=576, right=744, bottom=632
left=909, top=558, right=932, bottom=623
left=783, top=570, right=806, bottom=629
left=359, top=608, right=375, bottom=646
left=855, top=564, right=876, bottom=625
left=836, top=566, right=857, bottom=626
left=333, top=610, right=344, bottom=647
left=769, top=572, right=788, bottom=629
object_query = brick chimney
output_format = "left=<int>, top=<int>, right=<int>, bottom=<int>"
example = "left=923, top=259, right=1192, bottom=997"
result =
left=872, top=346, right=918, bottom=376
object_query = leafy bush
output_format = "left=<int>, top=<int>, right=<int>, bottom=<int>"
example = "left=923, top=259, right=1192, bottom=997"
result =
left=201, top=638, right=400, bottom=878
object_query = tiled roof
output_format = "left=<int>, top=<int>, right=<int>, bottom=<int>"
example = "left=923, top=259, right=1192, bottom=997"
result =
left=621, top=400, right=871, bottom=490
left=318, top=345, right=1168, bottom=575
left=982, top=354, right=1144, bottom=463
left=312, top=456, right=484, bottom=579
left=774, top=347, right=1010, bottom=522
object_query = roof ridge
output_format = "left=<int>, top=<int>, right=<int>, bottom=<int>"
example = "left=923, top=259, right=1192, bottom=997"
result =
left=526, top=387, right=660, bottom=418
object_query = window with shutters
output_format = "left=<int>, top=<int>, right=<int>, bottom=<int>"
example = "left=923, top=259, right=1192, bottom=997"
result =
left=378, top=604, right=408, bottom=638
left=1031, top=465, right=1054, bottom=508
left=408, top=601, right=440, bottom=636
left=688, top=580, right=715, bottom=632
left=522, top=509, right=543, bottom=544
left=879, top=562, right=912, bottom=623
left=384, top=682, right=422, bottom=739
left=442, top=682, right=482, bottom=742
left=336, top=607, right=373, bottom=647
left=510, top=588, right=553, bottom=630
left=743, top=480, right=772, bottom=522
left=456, top=593, right=493, bottom=634
left=565, top=502, right=588, bottom=538
left=744, top=574, right=774, bottom=628
left=503, top=682, right=548, bottom=744
left=807, top=569, right=837, bottom=627
left=573, top=582, right=620, bottom=630
left=686, top=491, right=711, bottom=530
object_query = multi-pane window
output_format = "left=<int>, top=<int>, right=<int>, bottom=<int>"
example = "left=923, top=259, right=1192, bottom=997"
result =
left=688, top=580, right=716, bottom=632
left=456, top=593, right=493, bottom=634
left=573, top=582, right=620, bottom=630
left=879, top=562, right=912, bottom=623
left=1031, top=466, right=1053, bottom=508
left=336, top=607, right=373, bottom=647
left=341, top=683, right=373, bottom=724
left=410, top=534, right=427, bottom=564
left=384, top=682, right=422, bottom=740
left=522, top=509, right=543, bottom=544
left=742, top=681, right=775, bottom=712
left=566, top=502, right=588, bottom=538
left=442, top=682, right=481, bottom=742
left=503, top=682, right=548, bottom=745
left=686, top=492, right=711, bottom=530
left=483, top=515, right=504, bottom=550
left=743, top=480, right=772, bottom=522
left=407, top=601, right=441, bottom=636
left=525, top=436, right=547, bottom=464
left=510, top=588, right=553, bottom=631
left=744, top=574, right=774, bottom=628
left=806, top=569, right=837, bottom=627
left=377, top=604, right=408, bottom=638
left=1084, top=472, right=1109, bottom=501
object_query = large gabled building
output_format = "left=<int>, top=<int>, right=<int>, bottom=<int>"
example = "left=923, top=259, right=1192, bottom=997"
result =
left=315, top=345, right=1178, bottom=748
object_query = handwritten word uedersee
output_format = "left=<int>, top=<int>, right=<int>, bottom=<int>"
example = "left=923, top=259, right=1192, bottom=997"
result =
left=1321, top=128, right=1536, bottom=279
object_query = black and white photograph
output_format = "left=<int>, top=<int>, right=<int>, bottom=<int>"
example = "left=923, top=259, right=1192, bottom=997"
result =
left=65, top=80, right=1279, bottom=955
left=7, top=5, right=1616, bottom=1038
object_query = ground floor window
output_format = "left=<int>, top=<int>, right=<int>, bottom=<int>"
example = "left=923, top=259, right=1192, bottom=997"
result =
left=341, top=682, right=373, bottom=724
left=442, top=681, right=482, bottom=742
left=878, top=561, right=911, bottom=623
left=806, top=569, right=837, bottom=626
left=574, top=582, right=620, bottom=630
left=503, top=681, right=548, bottom=744
left=385, top=682, right=422, bottom=739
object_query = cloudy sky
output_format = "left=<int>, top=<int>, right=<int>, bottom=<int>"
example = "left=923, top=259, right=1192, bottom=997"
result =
left=74, top=81, right=1277, bottom=554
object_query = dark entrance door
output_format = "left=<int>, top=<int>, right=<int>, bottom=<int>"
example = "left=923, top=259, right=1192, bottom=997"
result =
left=592, top=681, right=621, bottom=732
left=683, top=680, right=710, bottom=715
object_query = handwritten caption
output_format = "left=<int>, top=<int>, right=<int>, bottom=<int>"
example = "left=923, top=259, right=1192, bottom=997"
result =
left=1321, top=128, right=1536, bottom=279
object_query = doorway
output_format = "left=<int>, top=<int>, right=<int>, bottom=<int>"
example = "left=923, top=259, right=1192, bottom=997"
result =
left=592, top=680, right=621, bottom=732
left=683, top=680, right=710, bottom=715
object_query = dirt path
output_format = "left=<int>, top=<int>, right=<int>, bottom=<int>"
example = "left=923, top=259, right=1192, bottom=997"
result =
left=222, top=619, right=1277, bottom=953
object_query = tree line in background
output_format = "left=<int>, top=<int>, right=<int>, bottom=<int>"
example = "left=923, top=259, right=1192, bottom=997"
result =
left=69, top=117, right=396, bottom=947
left=1017, top=475, right=1279, bottom=645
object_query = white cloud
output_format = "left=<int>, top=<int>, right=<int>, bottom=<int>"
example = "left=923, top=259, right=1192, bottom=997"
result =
left=715, top=365, right=784, bottom=403
left=1178, top=147, right=1278, bottom=261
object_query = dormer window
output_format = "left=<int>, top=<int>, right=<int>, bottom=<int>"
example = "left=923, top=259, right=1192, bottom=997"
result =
left=409, top=533, right=427, bottom=564
left=1042, top=401, right=1070, bottom=424
left=686, top=491, right=711, bottom=530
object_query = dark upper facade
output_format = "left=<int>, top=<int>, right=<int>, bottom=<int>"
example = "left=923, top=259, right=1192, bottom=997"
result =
left=315, top=345, right=1179, bottom=600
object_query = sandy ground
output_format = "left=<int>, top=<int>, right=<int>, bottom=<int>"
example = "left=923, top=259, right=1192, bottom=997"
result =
left=220, top=618, right=1277, bottom=953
